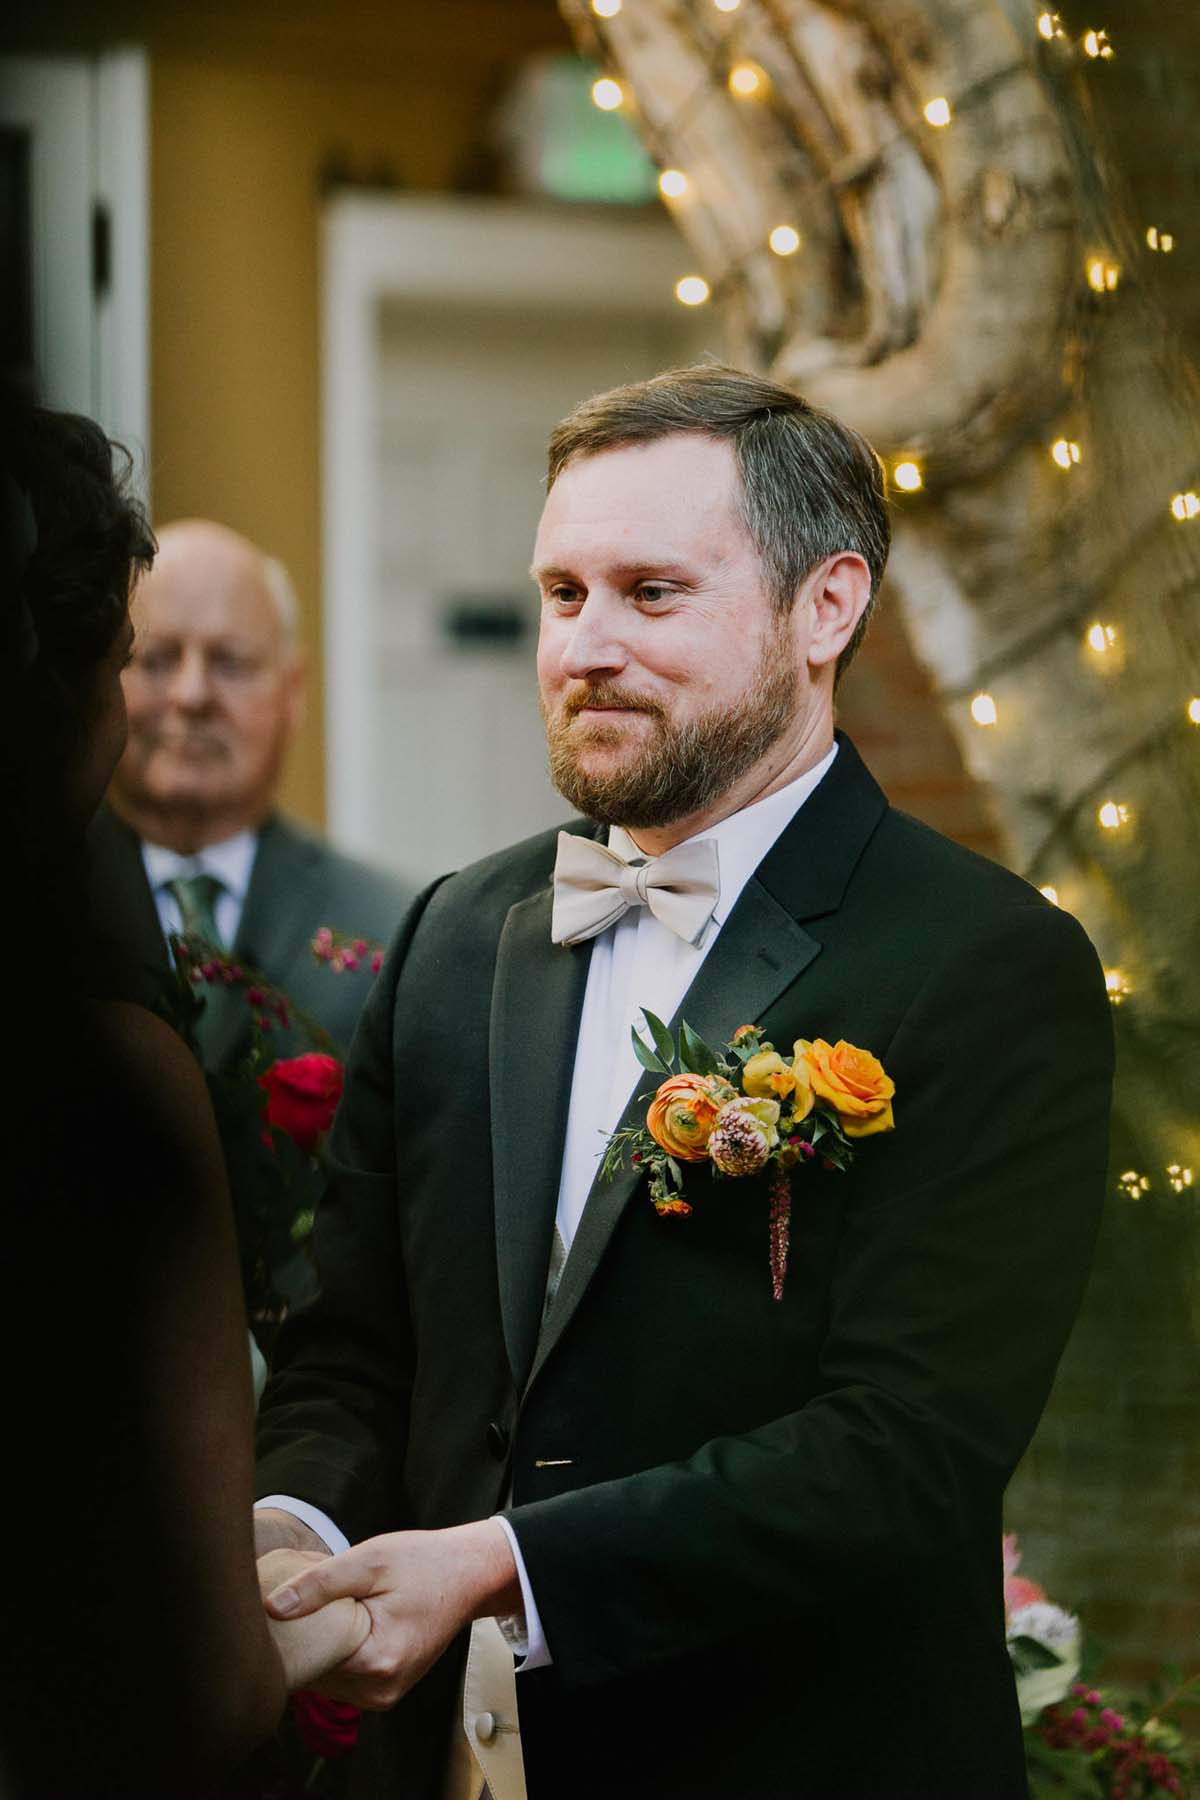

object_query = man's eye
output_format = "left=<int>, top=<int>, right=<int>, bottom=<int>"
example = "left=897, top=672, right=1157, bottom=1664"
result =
left=136, top=648, right=176, bottom=676
left=210, top=651, right=260, bottom=679
left=637, top=584, right=672, bottom=604
left=548, top=587, right=582, bottom=606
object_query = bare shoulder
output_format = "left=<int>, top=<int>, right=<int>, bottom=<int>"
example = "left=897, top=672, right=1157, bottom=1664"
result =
left=86, top=1000, right=225, bottom=1177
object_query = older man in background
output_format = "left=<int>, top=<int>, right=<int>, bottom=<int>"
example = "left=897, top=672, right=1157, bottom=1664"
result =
left=90, top=519, right=411, bottom=1066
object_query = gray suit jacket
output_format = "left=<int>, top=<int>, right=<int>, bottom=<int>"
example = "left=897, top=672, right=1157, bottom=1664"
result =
left=87, top=804, right=413, bottom=1065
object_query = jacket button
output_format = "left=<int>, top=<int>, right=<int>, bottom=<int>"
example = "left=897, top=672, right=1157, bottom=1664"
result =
left=474, top=1712, right=497, bottom=1744
left=486, top=1421, right=509, bottom=1460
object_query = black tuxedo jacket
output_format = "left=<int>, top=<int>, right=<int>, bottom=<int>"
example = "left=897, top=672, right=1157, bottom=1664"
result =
left=257, top=735, right=1113, bottom=1800
left=87, top=805, right=412, bottom=1063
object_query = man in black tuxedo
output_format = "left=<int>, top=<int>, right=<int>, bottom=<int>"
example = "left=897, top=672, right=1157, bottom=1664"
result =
left=255, top=366, right=1113, bottom=1800
left=89, top=519, right=410, bottom=1060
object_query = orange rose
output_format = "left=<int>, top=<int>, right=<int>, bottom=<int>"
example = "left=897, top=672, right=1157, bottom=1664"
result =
left=796, top=1037, right=895, bottom=1138
left=646, top=1073, right=728, bottom=1162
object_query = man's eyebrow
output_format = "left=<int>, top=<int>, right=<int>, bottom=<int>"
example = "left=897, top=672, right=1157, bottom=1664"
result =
left=530, top=559, right=695, bottom=582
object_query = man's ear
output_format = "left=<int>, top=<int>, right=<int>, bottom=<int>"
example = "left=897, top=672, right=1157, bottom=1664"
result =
left=283, top=647, right=307, bottom=737
left=802, top=553, right=873, bottom=672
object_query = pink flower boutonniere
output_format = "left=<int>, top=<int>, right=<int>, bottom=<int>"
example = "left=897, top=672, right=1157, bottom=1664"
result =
left=601, top=1014, right=895, bottom=1300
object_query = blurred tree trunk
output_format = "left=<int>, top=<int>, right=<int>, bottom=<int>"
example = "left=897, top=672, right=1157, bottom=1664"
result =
left=560, top=0, right=1200, bottom=1680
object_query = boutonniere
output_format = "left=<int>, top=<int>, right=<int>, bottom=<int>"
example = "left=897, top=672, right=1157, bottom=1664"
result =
left=601, top=1016, right=896, bottom=1300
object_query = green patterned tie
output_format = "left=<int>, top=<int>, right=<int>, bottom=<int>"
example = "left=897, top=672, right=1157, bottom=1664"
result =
left=165, top=873, right=225, bottom=948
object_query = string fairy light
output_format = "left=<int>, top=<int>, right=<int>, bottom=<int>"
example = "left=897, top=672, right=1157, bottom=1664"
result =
left=892, top=459, right=924, bottom=492
left=1087, top=256, right=1120, bottom=292
left=1037, top=13, right=1065, bottom=41
left=768, top=224, right=801, bottom=256
left=1097, top=800, right=1129, bottom=830
left=1118, top=1169, right=1151, bottom=1199
left=713, top=0, right=741, bottom=11
left=1082, top=28, right=1114, bottom=60
left=658, top=168, right=689, bottom=199
left=1104, top=968, right=1131, bottom=1004
left=1086, top=622, right=1118, bottom=654
left=591, top=76, right=623, bottom=110
left=590, top=0, right=622, bottom=16
left=728, top=61, right=766, bottom=98
left=1170, top=492, right=1199, bottom=521
left=674, top=275, right=710, bottom=306
left=1039, top=885, right=1060, bottom=905
left=1051, top=438, right=1082, bottom=469
left=1187, top=698, right=1200, bottom=725
left=1146, top=226, right=1175, bottom=253
left=1166, top=1164, right=1195, bottom=1193
left=970, top=693, right=998, bottom=726
left=923, top=97, right=952, bottom=128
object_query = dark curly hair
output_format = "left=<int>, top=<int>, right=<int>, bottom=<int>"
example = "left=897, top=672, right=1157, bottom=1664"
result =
left=2, top=400, right=156, bottom=989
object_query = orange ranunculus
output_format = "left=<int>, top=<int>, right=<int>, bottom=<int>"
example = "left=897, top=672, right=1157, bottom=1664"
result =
left=646, top=1073, right=729, bottom=1162
left=796, top=1037, right=895, bottom=1138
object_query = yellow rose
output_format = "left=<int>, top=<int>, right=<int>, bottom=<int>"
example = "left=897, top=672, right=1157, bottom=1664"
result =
left=788, top=1045, right=816, bottom=1124
left=646, top=1073, right=728, bottom=1162
left=742, top=1049, right=796, bottom=1100
left=796, top=1037, right=895, bottom=1138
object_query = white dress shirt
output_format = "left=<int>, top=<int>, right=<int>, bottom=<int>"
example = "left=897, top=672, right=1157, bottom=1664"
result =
left=142, top=828, right=259, bottom=949
left=258, top=745, right=839, bottom=1667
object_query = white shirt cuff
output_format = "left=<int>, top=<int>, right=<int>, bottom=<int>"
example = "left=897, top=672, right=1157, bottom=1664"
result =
left=255, top=1495, right=350, bottom=1557
left=491, top=1515, right=552, bottom=1671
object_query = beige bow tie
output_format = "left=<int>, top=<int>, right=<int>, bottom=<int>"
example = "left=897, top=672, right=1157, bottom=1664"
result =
left=551, top=831, right=720, bottom=947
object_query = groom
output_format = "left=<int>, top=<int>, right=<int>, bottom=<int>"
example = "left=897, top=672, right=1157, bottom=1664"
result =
left=255, top=365, right=1113, bottom=1799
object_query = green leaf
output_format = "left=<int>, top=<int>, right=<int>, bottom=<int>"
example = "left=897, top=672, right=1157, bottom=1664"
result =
left=631, top=1024, right=670, bottom=1075
left=678, top=1019, right=721, bottom=1077
left=641, top=1009, right=677, bottom=1070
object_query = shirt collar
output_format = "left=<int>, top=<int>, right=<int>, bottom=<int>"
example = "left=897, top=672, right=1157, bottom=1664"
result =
left=608, top=741, right=838, bottom=928
left=141, top=827, right=260, bottom=903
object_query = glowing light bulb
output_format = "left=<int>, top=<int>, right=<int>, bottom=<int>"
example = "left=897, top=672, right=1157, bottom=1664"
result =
left=1166, top=1164, right=1195, bottom=1193
left=1087, top=256, right=1120, bottom=292
left=1118, top=1169, right=1150, bottom=1199
left=768, top=225, right=801, bottom=256
left=1187, top=698, right=1200, bottom=725
left=1097, top=800, right=1129, bottom=831
left=1051, top=438, right=1082, bottom=470
left=658, top=169, right=689, bottom=200
left=728, top=62, right=765, bottom=98
left=1104, top=968, right=1131, bottom=1004
left=970, top=693, right=998, bottom=726
left=1170, top=492, right=1200, bottom=521
left=1083, top=28, right=1113, bottom=59
left=713, top=0, right=741, bottom=11
left=1146, top=226, right=1175, bottom=253
left=591, top=0, right=622, bottom=15
left=1086, top=622, right=1117, bottom=654
left=591, top=77, right=623, bottom=111
left=892, top=460, right=923, bottom=492
left=1037, top=12, right=1064, bottom=39
left=923, top=97, right=952, bottom=128
left=1039, top=886, right=1060, bottom=906
left=675, top=275, right=710, bottom=307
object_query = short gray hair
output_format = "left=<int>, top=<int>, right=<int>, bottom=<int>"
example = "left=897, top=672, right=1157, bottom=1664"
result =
left=261, top=554, right=300, bottom=648
left=546, top=363, right=890, bottom=677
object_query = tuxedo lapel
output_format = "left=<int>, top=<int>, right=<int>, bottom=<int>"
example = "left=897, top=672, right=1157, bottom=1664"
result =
left=490, top=884, right=593, bottom=1393
left=526, top=733, right=889, bottom=1392
left=526, top=878, right=819, bottom=1391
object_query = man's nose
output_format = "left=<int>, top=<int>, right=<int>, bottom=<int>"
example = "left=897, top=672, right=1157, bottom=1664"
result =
left=167, top=645, right=213, bottom=710
left=558, top=595, right=629, bottom=682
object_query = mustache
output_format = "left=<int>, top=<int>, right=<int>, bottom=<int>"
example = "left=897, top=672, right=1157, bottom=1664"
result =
left=139, top=726, right=229, bottom=757
left=558, top=683, right=666, bottom=723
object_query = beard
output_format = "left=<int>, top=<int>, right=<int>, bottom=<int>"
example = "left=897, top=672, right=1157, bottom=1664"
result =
left=543, top=628, right=800, bottom=830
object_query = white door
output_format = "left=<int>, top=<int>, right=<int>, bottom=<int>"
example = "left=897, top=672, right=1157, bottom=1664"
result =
left=0, top=51, right=148, bottom=478
left=324, top=197, right=721, bottom=884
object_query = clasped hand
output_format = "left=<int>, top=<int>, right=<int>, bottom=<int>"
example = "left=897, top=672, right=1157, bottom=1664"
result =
left=257, top=1518, right=522, bottom=1710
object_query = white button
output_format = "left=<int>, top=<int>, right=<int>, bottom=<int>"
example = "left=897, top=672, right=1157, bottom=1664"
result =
left=474, top=1711, right=497, bottom=1744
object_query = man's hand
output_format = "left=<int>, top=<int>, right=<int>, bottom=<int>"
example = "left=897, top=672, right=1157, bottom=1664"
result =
left=262, top=1520, right=521, bottom=1710
left=253, top=1506, right=333, bottom=1559
left=256, top=1547, right=372, bottom=1693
